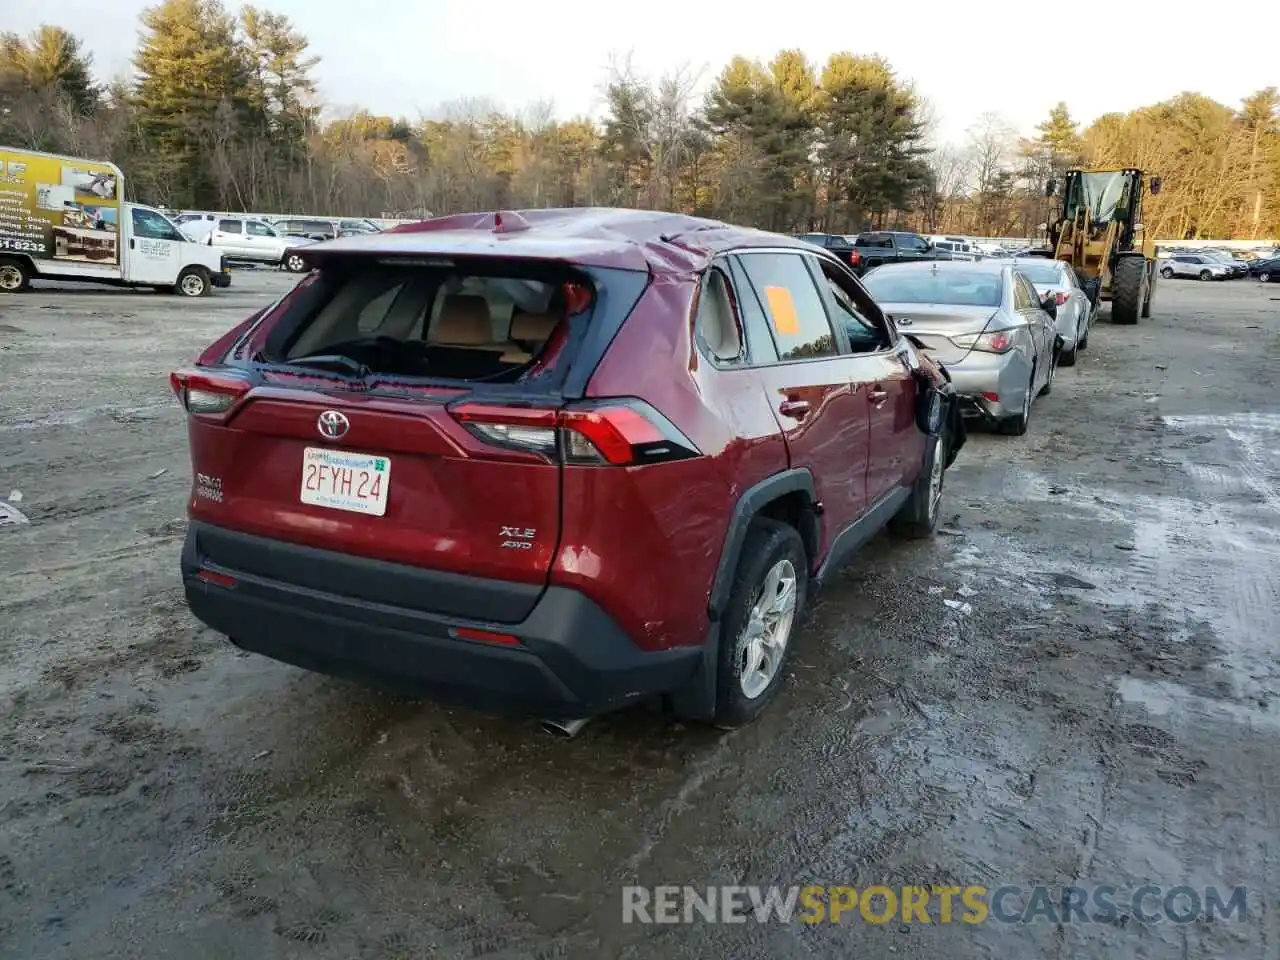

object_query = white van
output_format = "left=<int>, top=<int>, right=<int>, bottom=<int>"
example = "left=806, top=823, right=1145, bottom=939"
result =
left=929, top=236, right=982, bottom=261
left=0, top=147, right=230, bottom=296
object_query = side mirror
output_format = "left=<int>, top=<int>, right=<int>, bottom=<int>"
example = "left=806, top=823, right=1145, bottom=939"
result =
left=1040, top=293, right=1058, bottom=318
left=1045, top=178, right=1057, bottom=197
left=1149, top=176, right=1162, bottom=195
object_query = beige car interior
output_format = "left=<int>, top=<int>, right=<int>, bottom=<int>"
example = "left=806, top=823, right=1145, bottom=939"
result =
left=433, top=294, right=559, bottom=364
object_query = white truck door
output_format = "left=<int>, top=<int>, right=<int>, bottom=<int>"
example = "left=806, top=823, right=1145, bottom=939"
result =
left=245, top=219, right=281, bottom=262
left=212, top=218, right=247, bottom=257
left=123, top=205, right=184, bottom=285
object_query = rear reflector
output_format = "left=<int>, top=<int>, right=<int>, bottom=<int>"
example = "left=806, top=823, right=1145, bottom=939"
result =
left=452, top=626, right=520, bottom=646
left=196, top=569, right=237, bottom=589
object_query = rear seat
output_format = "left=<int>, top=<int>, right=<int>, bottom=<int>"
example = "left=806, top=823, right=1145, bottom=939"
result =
left=433, top=294, right=505, bottom=351
left=501, top=310, right=560, bottom=364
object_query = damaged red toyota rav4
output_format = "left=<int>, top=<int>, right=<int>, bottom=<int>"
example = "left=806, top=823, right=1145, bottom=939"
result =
left=172, top=208, right=964, bottom=734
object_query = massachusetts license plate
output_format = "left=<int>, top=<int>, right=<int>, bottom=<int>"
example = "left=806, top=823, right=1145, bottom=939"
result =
left=300, top=447, right=391, bottom=516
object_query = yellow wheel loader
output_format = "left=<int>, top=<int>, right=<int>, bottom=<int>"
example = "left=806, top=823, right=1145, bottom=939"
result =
left=1044, top=168, right=1162, bottom=325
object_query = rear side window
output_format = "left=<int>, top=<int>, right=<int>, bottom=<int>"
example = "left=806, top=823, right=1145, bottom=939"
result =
left=1012, top=274, right=1036, bottom=309
left=736, top=253, right=837, bottom=361
left=694, top=267, right=743, bottom=364
left=246, top=221, right=274, bottom=237
left=219, top=219, right=242, bottom=234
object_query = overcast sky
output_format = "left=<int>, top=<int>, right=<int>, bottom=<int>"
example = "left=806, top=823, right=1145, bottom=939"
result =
left=10, top=0, right=1276, bottom=144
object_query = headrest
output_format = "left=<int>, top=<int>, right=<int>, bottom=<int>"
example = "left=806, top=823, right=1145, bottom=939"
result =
left=435, top=295, right=493, bottom=345
left=510, top=310, right=559, bottom=341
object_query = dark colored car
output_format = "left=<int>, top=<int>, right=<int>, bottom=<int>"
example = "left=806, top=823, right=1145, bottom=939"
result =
left=172, top=208, right=963, bottom=730
left=1248, top=257, right=1280, bottom=282
left=273, top=217, right=382, bottom=242
left=794, top=232, right=863, bottom=272
left=850, top=231, right=941, bottom=273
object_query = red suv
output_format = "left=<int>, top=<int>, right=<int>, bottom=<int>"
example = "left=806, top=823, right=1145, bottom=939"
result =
left=173, top=209, right=962, bottom=729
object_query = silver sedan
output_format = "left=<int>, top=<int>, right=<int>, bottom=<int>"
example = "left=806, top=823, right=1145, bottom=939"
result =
left=1008, top=258, right=1094, bottom=366
left=861, top=260, right=1061, bottom=436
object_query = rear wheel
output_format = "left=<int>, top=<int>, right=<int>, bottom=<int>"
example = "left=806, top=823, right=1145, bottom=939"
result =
left=1261, top=272, right=1272, bottom=283
left=1112, top=256, right=1146, bottom=325
left=713, top=519, right=807, bottom=728
left=0, top=257, right=32, bottom=293
left=1160, top=266, right=1174, bottom=279
left=283, top=252, right=309, bottom=273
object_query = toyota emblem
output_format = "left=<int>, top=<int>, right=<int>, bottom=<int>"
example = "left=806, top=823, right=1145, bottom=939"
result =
left=317, top=410, right=349, bottom=440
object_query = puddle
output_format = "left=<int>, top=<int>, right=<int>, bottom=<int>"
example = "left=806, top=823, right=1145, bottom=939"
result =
left=1116, top=676, right=1280, bottom=733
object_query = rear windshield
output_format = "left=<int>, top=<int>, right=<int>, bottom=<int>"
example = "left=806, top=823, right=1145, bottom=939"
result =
left=1011, top=261, right=1064, bottom=284
left=862, top=268, right=1003, bottom=307
left=257, top=259, right=606, bottom=385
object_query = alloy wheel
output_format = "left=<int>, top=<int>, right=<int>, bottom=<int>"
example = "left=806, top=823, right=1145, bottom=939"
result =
left=738, top=559, right=798, bottom=699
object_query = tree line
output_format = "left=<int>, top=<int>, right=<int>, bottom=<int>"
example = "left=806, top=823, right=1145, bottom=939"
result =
left=3, top=0, right=1278, bottom=239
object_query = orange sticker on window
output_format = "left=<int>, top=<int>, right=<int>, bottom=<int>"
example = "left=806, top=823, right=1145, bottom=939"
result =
left=763, top=285, right=800, bottom=335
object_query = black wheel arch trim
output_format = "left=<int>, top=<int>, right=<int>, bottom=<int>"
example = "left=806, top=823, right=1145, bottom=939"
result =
left=707, top=467, right=817, bottom=623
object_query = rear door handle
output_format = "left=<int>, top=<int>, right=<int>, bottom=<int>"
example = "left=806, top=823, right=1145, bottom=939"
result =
left=779, top=399, right=810, bottom=418
left=868, top=387, right=889, bottom=404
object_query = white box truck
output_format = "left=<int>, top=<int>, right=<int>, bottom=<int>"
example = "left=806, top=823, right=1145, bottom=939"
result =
left=0, top=147, right=230, bottom=296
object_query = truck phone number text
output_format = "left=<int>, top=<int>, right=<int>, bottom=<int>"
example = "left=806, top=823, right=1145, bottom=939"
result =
left=0, top=238, right=44, bottom=254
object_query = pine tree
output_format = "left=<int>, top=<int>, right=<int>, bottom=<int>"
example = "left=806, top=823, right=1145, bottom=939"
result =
left=133, top=0, right=251, bottom=205
left=0, top=25, right=99, bottom=116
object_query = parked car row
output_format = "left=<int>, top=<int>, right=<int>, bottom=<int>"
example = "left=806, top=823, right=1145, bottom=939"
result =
left=1156, top=246, right=1279, bottom=281
left=173, top=212, right=389, bottom=271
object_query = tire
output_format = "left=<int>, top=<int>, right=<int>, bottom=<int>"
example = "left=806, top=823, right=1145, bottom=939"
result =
left=0, top=256, right=32, bottom=293
left=1160, top=266, right=1174, bottom=279
left=713, top=519, right=808, bottom=728
left=1111, top=257, right=1146, bottom=325
left=1059, top=343, right=1077, bottom=367
left=1198, top=269, right=1212, bottom=281
left=174, top=266, right=211, bottom=298
left=1261, top=272, right=1272, bottom=283
left=283, top=252, right=309, bottom=273
left=1141, top=267, right=1155, bottom=318
left=998, top=368, right=1034, bottom=436
left=889, top=431, right=946, bottom=539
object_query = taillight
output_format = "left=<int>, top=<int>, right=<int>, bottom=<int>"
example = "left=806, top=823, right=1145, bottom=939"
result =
left=848, top=251, right=862, bottom=267
left=450, top=399, right=700, bottom=466
left=953, top=330, right=1016, bottom=354
left=169, top=368, right=251, bottom=416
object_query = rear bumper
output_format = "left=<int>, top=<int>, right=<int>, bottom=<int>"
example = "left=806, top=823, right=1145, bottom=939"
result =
left=181, top=521, right=700, bottom=717
left=943, top=352, right=1032, bottom=421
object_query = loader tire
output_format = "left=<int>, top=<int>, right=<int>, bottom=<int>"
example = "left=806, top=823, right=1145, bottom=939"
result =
left=1111, top=257, right=1146, bottom=325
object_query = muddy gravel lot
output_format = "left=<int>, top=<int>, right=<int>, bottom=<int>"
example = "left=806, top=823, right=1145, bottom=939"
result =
left=1, top=270, right=1278, bottom=959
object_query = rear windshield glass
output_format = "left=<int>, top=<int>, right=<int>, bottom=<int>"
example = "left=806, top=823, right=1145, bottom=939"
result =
left=263, top=261, right=593, bottom=384
left=1011, top=261, right=1064, bottom=284
left=862, top=268, right=1002, bottom=307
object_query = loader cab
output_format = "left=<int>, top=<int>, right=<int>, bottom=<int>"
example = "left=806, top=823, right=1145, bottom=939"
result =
left=1054, top=168, right=1153, bottom=253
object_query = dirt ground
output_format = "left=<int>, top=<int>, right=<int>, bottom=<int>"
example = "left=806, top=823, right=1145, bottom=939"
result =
left=1, top=269, right=1278, bottom=959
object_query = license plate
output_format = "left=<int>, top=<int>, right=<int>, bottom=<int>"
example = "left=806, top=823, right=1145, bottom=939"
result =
left=300, top=447, right=391, bottom=516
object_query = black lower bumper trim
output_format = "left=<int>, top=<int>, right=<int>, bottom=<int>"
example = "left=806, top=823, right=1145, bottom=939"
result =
left=182, top=522, right=701, bottom=716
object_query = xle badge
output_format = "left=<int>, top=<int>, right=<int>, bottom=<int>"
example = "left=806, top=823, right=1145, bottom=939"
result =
left=500, top=526, right=536, bottom=550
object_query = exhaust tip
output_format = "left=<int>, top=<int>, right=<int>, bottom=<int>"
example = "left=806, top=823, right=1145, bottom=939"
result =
left=539, top=717, right=589, bottom=739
